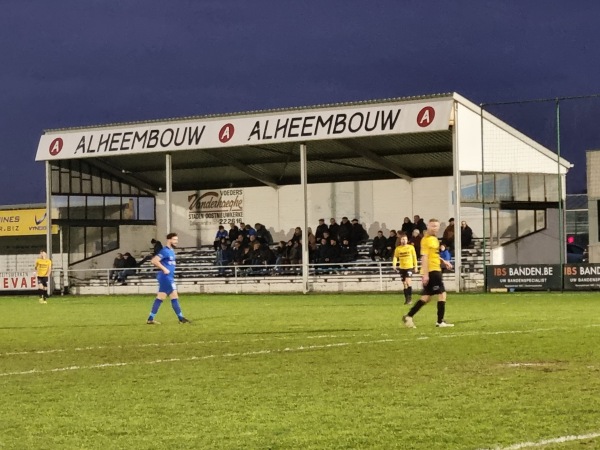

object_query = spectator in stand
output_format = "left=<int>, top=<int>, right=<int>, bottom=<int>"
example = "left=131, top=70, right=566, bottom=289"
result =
left=338, top=217, right=352, bottom=243
left=328, top=218, right=340, bottom=243
left=139, top=238, right=163, bottom=266
left=274, top=241, right=288, bottom=267
left=409, top=229, right=423, bottom=258
left=244, top=224, right=256, bottom=239
left=228, top=223, right=240, bottom=242
left=241, top=245, right=254, bottom=266
left=350, top=218, right=369, bottom=246
left=118, top=252, right=138, bottom=285
left=461, top=220, right=474, bottom=249
left=215, top=241, right=233, bottom=275
left=315, top=219, right=328, bottom=241
left=370, top=230, right=387, bottom=261
left=413, top=215, right=427, bottom=234
left=110, top=253, right=125, bottom=283
left=235, top=233, right=248, bottom=249
left=214, top=225, right=229, bottom=250
left=239, top=223, right=247, bottom=238
left=255, top=223, right=273, bottom=246
left=321, top=238, right=341, bottom=272
left=439, top=243, right=452, bottom=272
left=231, top=240, right=244, bottom=265
left=248, top=234, right=259, bottom=248
left=290, top=226, right=303, bottom=244
left=384, top=230, right=398, bottom=260
left=442, top=218, right=455, bottom=253
left=401, top=217, right=413, bottom=236
left=340, top=238, right=358, bottom=263
left=286, top=240, right=302, bottom=265
left=307, top=227, right=317, bottom=262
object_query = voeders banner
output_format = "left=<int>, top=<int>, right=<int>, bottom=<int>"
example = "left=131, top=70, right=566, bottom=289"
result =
left=188, top=189, right=244, bottom=228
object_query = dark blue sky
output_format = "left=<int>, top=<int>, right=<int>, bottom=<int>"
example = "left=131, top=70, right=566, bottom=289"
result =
left=2, top=0, right=599, bottom=204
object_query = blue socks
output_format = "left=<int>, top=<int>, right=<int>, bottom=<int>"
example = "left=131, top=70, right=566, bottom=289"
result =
left=148, top=298, right=162, bottom=321
left=171, top=298, right=184, bottom=319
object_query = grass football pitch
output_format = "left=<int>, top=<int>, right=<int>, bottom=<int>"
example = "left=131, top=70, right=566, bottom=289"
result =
left=1, top=292, right=599, bottom=450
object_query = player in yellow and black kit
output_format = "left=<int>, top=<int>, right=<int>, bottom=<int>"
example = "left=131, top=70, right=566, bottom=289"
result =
left=392, top=234, right=418, bottom=305
left=35, top=250, right=52, bottom=304
left=402, top=218, right=453, bottom=328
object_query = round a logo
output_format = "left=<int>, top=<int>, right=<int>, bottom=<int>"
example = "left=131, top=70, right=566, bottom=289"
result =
left=219, top=124, right=235, bottom=143
left=49, top=138, right=63, bottom=156
left=416, top=106, right=435, bottom=128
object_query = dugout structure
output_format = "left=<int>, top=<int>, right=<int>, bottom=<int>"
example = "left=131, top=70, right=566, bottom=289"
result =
left=35, top=93, right=571, bottom=292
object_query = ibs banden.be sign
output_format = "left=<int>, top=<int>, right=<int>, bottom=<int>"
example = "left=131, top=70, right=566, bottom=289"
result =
left=563, top=264, right=600, bottom=290
left=486, top=265, right=562, bottom=291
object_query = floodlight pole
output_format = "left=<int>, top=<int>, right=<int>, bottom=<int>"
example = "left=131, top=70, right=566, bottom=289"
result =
left=165, top=153, right=173, bottom=233
left=300, top=143, right=309, bottom=294
left=45, top=161, right=53, bottom=294
left=451, top=101, right=462, bottom=292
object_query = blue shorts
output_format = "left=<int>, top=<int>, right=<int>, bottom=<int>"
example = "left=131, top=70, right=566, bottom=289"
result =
left=157, top=276, right=177, bottom=295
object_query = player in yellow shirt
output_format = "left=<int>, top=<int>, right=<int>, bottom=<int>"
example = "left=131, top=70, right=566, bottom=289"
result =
left=402, top=218, right=453, bottom=328
left=392, top=234, right=418, bottom=305
left=35, top=250, right=52, bottom=304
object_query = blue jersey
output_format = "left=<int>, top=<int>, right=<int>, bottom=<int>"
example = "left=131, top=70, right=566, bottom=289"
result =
left=156, top=246, right=176, bottom=279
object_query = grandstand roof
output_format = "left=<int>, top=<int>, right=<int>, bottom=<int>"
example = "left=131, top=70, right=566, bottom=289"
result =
left=35, top=93, right=570, bottom=193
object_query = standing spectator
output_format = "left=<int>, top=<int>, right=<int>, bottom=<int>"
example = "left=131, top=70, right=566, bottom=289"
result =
left=338, top=217, right=352, bottom=243
left=139, top=238, right=163, bottom=266
left=413, top=215, right=427, bottom=234
left=370, top=231, right=387, bottom=261
left=461, top=220, right=474, bottom=249
left=228, top=223, right=240, bottom=242
left=328, top=218, right=340, bottom=243
left=214, top=226, right=228, bottom=250
left=403, top=218, right=454, bottom=329
left=350, top=218, right=368, bottom=246
left=146, top=232, right=191, bottom=325
left=255, top=223, right=273, bottom=246
left=290, top=226, right=303, bottom=244
left=35, top=250, right=52, bottom=304
left=401, top=217, right=413, bottom=236
left=409, top=229, right=423, bottom=258
left=307, top=227, right=317, bottom=262
left=442, top=218, right=455, bottom=253
left=315, top=219, right=328, bottom=241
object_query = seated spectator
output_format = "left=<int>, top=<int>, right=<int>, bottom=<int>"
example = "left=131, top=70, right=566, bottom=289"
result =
left=231, top=241, right=245, bottom=265
left=320, top=238, right=341, bottom=271
left=117, top=252, right=138, bottom=285
left=244, top=224, right=257, bottom=239
left=307, top=227, right=317, bottom=262
left=286, top=240, right=302, bottom=265
left=384, top=230, right=398, bottom=260
left=370, top=231, right=387, bottom=261
left=338, top=217, right=352, bottom=243
left=110, top=253, right=125, bottom=282
left=290, top=227, right=303, bottom=244
left=274, top=241, right=288, bottom=267
left=413, top=215, right=427, bottom=234
left=228, top=223, right=241, bottom=242
left=214, top=226, right=229, bottom=250
left=340, top=238, right=358, bottom=263
left=350, top=219, right=369, bottom=246
left=215, top=241, right=233, bottom=267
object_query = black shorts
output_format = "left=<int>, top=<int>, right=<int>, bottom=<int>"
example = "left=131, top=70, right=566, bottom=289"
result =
left=399, top=268, right=414, bottom=282
left=421, top=271, right=445, bottom=296
left=37, top=276, right=48, bottom=288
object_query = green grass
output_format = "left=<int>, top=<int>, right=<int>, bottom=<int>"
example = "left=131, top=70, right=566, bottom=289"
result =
left=1, top=292, right=599, bottom=449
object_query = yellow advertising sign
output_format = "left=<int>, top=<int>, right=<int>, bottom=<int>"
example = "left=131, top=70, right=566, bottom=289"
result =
left=0, top=209, right=59, bottom=237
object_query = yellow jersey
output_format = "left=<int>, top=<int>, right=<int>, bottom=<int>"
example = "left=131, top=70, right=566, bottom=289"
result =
left=420, top=235, right=441, bottom=273
left=35, top=258, right=52, bottom=277
left=392, top=244, right=418, bottom=270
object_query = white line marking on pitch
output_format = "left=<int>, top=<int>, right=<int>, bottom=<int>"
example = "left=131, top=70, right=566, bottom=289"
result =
left=0, top=339, right=394, bottom=377
left=477, top=431, right=600, bottom=449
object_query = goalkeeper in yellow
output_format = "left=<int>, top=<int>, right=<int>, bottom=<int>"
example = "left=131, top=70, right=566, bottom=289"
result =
left=402, top=218, right=453, bottom=328
left=35, top=250, right=52, bottom=304
left=392, top=234, right=418, bottom=305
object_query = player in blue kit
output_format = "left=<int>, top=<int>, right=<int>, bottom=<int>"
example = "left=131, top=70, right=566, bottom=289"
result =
left=146, top=233, right=191, bottom=325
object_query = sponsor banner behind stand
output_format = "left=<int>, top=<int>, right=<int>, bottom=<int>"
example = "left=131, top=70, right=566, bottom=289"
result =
left=0, top=209, right=59, bottom=237
left=188, top=189, right=244, bottom=228
left=0, top=272, right=38, bottom=291
left=486, top=265, right=562, bottom=291
left=563, top=264, right=600, bottom=290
